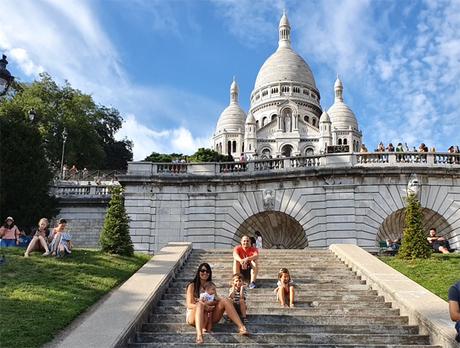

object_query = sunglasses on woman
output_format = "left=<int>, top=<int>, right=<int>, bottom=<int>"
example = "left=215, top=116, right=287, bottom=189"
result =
left=199, top=269, right=210, bottom=273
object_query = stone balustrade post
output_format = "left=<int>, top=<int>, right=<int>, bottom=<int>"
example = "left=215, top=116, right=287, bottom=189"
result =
left=388, top=153, right=397, bottom=165
left=427, top=153, right=435, bottom=165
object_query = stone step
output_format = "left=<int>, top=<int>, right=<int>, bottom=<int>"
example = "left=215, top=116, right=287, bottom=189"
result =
left=158, top=299, right=392, bottom=309
left=148, top=314, right=410, bottom=326
left=170, top=280, right=369, bottom=289
left=173, top=276, right=364, bottom=284
left=141, top=323, right=418, bottom=335
left=182, top=264, right=349, bottom=271
left=164, top=287, right=378, bottom=295
left=129, top=344, right=440, bottom=348
left=164, top=293, right=386, bottom=303
left=152, top=306, right=400, bottom=316
left=130, top=249, right=432, bottom=347
left=134, top=332, right=430, bottom=345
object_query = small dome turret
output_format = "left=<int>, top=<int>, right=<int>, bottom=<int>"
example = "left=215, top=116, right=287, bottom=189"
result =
left=320, top=111, right=331, bottom=123
left=215, top=78, right=246, bottom=133
left=327, top=77, right=358, bottom=130
left=246, top=112, right=256, bottom=124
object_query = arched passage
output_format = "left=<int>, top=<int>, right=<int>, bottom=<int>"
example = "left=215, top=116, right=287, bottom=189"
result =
left=376, top=207, right=453, bottom=242
left=235, top=211, right=308, bottom=249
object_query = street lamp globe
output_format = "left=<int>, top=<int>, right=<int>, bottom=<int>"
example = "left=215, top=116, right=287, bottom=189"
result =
left=0, top=54, right=14, bottom=96
left=29, top=109, right=37, bottom=122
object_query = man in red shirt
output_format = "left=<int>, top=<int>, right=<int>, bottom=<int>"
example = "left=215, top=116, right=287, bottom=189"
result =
left=233, top=235, right=259, bottom=289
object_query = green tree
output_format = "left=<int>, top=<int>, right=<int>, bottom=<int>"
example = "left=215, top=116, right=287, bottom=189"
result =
left=398, top=194, right=431, bottom=259
left=0, top=107, right=58, bottom=229
left=189, top=148, right=233, bottom=162
left=99, top=186, right=134, bottom=256
left=144, top=152, right=183, bottom=162
left=0, top=73, right=132, bottom=171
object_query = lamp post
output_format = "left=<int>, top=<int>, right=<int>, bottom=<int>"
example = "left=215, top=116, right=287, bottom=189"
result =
left=60, top=128, right=68, bottom=179
left=0, top=54, right=14, bottom=96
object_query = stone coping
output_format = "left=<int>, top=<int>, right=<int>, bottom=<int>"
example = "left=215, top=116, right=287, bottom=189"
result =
left=329, top=244, right=457, bottom=348
left=50, top=242, right=192, bottom=348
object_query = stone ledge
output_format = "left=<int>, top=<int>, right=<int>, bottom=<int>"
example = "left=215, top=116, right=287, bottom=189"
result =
left=50, top=242, right=192, bottom=348
left=329, top=244, right=457, bottom=348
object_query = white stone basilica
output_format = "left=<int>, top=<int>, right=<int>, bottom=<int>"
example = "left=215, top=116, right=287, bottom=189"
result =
left=213, top=12, right=363, bottom=159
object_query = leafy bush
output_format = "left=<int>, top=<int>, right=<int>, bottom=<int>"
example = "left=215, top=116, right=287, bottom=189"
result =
left=100, top=186, right=134, bottom=256
left=398, top=194, right=431, bottom=259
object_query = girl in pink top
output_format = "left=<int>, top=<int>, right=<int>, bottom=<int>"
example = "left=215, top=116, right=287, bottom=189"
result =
left=0, top=217, right=20, bottom=247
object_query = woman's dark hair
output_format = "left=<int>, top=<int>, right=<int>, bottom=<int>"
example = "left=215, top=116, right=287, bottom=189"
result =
left=188, top=262, right=212, bottom=298
left=58, top=218, right=67, bottom=224
left=250, top=237, right=256, bottom=246
left=3, top=217, right=15, bottom=228
left=255, top=231, right=261, bottom=237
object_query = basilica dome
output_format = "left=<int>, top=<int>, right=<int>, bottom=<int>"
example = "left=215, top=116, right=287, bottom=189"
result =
left=215, top=79, right=246, bottom=133
left=254, top=49, right=317, bottom=90
left=327, top=78, right=358, bottom=131
left=254, top=13, right=317, bottom=91
left=216, top=104, right=246, bottom=132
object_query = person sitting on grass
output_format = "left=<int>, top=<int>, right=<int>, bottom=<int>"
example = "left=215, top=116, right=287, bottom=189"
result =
left=0, top=216, right=20, bottom=247
left=233, top=235, right=259, bottom=289
left=448, top=280, right=460, bottom=343
left=48, top=218, right=69, bottom=256
left=228, top=273, right=248, bottom=324
left=427, top=228, right=450, bottom=254
left=199, top=281, right=218, bottom=333
left=274, top=268, right=295, bottom=308
left=24, top=218, right=50, bottom=257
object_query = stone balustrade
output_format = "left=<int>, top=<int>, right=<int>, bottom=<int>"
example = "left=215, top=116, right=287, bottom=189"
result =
left=127, top=152, right=460, bottom=176
left=50, top=183, right=114, bottom=197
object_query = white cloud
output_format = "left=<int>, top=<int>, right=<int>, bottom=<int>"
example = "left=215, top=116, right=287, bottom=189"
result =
left=9, top=48, right=44, bottom=76
left=117, top=114, right=212, bottom=160
left=0, top=0, right=221, bottom=160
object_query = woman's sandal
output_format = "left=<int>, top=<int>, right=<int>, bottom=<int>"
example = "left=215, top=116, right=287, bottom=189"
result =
left=238, top=326, right=249, bottom=336
left=196, top=335, right=204, bottom=344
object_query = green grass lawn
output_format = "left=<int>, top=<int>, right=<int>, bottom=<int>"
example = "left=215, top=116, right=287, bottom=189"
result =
left=380, top=253, right=460, bottom=301
left=0, top=248, right=150, bottom=348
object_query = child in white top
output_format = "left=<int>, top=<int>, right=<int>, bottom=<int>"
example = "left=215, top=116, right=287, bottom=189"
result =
left=274, top=268, right=295, bottom=308
left=255, top=231, right=263, bottom=249
left=199, top=281, right=218, bottom=333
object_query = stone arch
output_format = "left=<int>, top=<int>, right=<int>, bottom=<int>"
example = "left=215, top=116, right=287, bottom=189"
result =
left=281, top=144, right=293, bottom=157
left=376, top=207, right=453, bottom=242
left=235, top=211, right=308, bottom=249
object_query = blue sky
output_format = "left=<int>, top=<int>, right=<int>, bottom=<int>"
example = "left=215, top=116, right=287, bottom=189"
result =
left=1, top=0, right=459, bottom=160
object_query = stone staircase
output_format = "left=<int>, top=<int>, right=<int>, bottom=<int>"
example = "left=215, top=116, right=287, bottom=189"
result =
left=128, top=249, right=440, bottom=347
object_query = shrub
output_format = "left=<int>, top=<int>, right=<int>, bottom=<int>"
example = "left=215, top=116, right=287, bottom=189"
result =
left=99, top=186, right=134, bottom=256
left=398, top=193, right=431, bottom=259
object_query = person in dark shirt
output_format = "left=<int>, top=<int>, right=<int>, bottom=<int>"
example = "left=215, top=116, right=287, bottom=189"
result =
left=448, top=280, right=460, bottom=342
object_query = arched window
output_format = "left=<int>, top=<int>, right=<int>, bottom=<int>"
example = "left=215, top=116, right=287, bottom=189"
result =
left=256, top=120, right=259, bottom=128
left=338, top=139, right=342, bottom=145
left=262, top=117, right=267, bottom=126
left=343, top=139, right=348, bottom=145
left=304, top=115, right=309, bottom=123
left=312, top=118, right=316, bottom=127
left=227, top=141, right=231, bottom=155
left=232, top=141, right=237, bottom=153
left=306, top=148, right=314, bottom=156
left=271, top=114, right=277, bottom=122
left=242, top=142, right=244, bottom=152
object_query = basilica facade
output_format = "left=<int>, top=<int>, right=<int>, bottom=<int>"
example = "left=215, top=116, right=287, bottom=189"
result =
left=213, top=13, right=362, bottom=159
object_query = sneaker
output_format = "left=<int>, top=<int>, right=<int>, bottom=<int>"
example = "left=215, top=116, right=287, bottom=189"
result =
left=242, top=317, right=248, bottom=324
left=248, top=282, right=256, bottom=289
